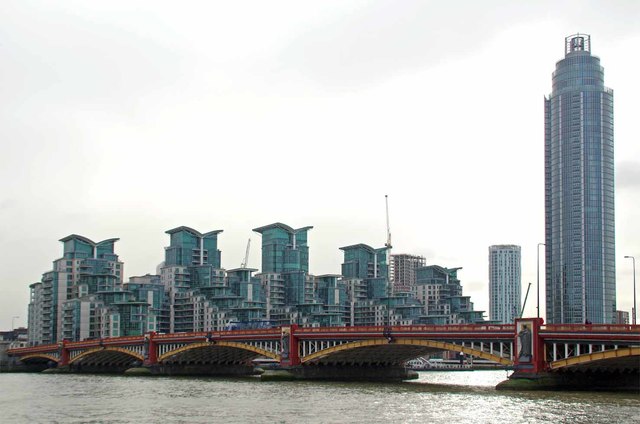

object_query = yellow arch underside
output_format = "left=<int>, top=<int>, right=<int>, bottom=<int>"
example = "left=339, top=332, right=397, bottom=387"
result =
left=20, top=353, right=59, bottom=363
left=70, top=346, right=144, bottom=364
left=301, top=338, right=513, bottom=365
left=550, top=346, right=640, bottom=369
left=158, top=341, right=280, bottom=363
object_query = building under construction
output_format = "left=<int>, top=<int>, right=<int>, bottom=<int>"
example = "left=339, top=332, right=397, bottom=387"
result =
left=390, top=254, right=426, bottom=293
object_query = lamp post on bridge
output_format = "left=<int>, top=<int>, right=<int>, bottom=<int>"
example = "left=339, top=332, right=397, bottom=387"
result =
left=536, top=243, right=545, bottom=319
left=624, top=255, right=636, bottom=325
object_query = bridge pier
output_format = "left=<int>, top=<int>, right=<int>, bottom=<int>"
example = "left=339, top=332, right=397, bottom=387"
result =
left=261, top=365, right=418, bottom=382
left=42, top=365, right=72, bottom=373
left=52, top=362, right=260, bottom=377
left=68, top=362, right=139, bottom=374
left=497, top=369, right=640, bottom=391
left=148, top=363, right=259, bottom=376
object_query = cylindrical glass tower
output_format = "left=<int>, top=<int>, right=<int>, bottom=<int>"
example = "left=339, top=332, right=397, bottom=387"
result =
left=489, top=245, right=522, bottom=324
left=544, top=34, right=615, bottom=324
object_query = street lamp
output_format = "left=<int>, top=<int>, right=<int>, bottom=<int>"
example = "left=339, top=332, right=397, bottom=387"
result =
left=624, top=256, right=636, bottom=325
left=12, top=316, right=19, bottom=330
left=537, top=243, right=545, bottom=319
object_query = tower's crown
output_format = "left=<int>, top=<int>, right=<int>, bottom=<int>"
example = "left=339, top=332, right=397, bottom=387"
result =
left=565, top=33, right=591, bottom=55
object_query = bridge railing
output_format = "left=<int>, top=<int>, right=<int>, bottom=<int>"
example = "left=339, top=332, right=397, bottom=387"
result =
left=152, top=327, right=281, bottom=341
left=296, top=324, right=515, bottom=334
left=66, top=335, right=145, bottom=349
left=543, top=324, right=639, bottom=333
left=7, top=344, right=59, bottom=355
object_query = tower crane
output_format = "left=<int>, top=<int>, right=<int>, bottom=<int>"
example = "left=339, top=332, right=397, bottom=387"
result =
left=384, top=194, right=393, bottom=298
left=385, top=194, right=392, bottom=249
left=384, top=194, right=394, bottom=305
left=241, top=238, right=251, bottom=268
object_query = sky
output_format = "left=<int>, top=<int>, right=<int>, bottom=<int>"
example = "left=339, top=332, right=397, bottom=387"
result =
left=1, top=1, right=639, bottom=330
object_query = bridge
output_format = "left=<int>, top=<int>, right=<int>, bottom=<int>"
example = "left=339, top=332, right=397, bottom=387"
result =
left=8, top=318, right=639, bottom=387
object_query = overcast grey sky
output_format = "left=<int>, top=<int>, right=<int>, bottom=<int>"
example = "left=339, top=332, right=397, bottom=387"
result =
left=1, top=1, right=639, bottom=329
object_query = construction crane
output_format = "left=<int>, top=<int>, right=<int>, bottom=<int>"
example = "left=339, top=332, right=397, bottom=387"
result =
left=384, top=194, right=393, bottom=298
left=385, top=194, right=392, bottom=249
left=241, top=238, right=251, bottom=268
left=520, top=282, right=532, bottom=318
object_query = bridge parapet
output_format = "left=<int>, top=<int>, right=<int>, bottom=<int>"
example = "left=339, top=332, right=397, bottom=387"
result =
left=152, top=327, right=281, bottom=342
left=296, top=324, right=515, bottom=335
left=543, top=324, right=638, bottom=332
left=7, top=344, right=59, bottom=356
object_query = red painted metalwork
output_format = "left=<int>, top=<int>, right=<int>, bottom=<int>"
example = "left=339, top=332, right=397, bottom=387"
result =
left=288, top=324, right=300, bottom=366
left=144, top=332, right=158, bottom=366
left=59, top=340, right=70, bottom=366
left=297, top=324, right=515, bottom=334
left=544, top=324, right=635, bottom=332
left=8, top=321, right=638, bottom=372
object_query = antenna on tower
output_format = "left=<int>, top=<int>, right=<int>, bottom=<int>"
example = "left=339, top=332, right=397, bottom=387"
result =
left=241, top=238, right=251, bottom=268
left=385, top=195, right=392, bottom=249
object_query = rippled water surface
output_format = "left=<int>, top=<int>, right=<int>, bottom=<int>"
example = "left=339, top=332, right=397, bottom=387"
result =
left=1, top=371, right=638, bottom=423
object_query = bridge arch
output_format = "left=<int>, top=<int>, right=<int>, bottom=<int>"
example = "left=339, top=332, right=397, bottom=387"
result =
left=70, top=347, right=144, bottom=364
left=301, top=338, right=512, bottom=366
left=549, top=346, right=640, bottom=370
left=158, top=341, right=280, bottom=363
left=19, top=353, right=60, bottom=364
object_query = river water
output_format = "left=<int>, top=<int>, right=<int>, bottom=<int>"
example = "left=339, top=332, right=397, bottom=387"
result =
left=1, top=371, right=638, bottom=423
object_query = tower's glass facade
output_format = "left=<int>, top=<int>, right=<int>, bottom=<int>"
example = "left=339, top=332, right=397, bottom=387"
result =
left=340, top=243, right=390, bottom=299
left=544, top=34, right=615, bottom=324
left=253, top=223, right=313, bottom=307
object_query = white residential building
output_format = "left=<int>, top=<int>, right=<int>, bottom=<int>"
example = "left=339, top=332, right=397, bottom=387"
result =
left=489, top=245, right=521, bottom=324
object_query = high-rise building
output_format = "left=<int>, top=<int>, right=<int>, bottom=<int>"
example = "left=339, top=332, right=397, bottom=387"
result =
left=308, top=274, right=347, bottom=326
left=28, top=235, right=124, bottom=345
left=160, top=226, right=226, bottom=332
left=162, top=226, right=224, bottom=289
left=544, top=34, right=616, bottom=323
left=390, top=254, right=426, bottom=294
left=340, top=244, right=389, bottom=299
left=339, top=244, right=424, bottom=326
left=488, top=245, right=521, bottom=324
left=159, top=226, right=259, bottom=333
left=613, top=310, right=630, bottom=325
left=339, top=243, right=389, bottom=325
left=413, top=265, right=485, bottom=325
left=24, top=225, right=495, bottom=337
left=253, top=223, right=313, bottom=307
